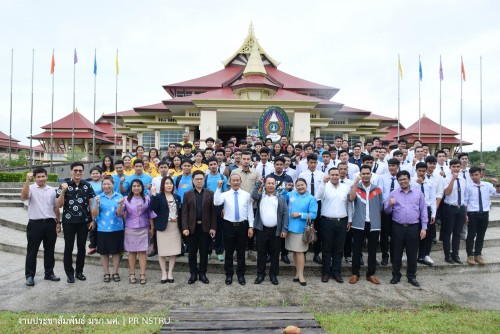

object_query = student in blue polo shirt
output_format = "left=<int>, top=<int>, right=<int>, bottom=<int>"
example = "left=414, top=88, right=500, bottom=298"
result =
left=122, top=160, right=153, bottom=195
left=173, top=159, right=194, bottom=203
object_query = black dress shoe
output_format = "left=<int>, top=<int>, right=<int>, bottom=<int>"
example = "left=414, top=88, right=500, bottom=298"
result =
left=321, top=274, right=330, bottom=283
left=299, top=280, right=307, bottom=286
left=293, top=278, right=299, bottom=283
left=313, top=254, right=322, bottom=265
left=44, top=274, right=61, bottom=282
left=408, top=278, right=420, bottom=287
left=67, top=275, right=75, bottom=283
left=390, top=276, right=400, bottom=284
left=270, top=276, right=279, bottom=285
left=417, top=258, right=426, bottom=265
left=381, top=258, right=389, bottom=266
left=225, top=275, right=233, bottom=285
left=75, top=273, right=86, bottom=281
left=160, top=279, right=168, bottom=284
left=332, top=276, right=344, bottom=283
left=445, top=255, right=454, bottom=264
left=199, top=274, right=209, bottom=284
left=188, top=274, right=197, bottom=284
left=451, top=256, right=463, bottom=264
left=237, top=275, right=246, bottom=285
left=281, top=254, right=290, bottom=264
left=26, top=276, right=34, bottom=286
left=266, top=254, right=271, bottom=263
left=254, top=276, right=265, bottom=284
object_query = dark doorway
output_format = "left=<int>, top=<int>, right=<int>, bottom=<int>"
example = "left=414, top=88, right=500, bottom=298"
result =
left=218, top=127, right=247, bottom=144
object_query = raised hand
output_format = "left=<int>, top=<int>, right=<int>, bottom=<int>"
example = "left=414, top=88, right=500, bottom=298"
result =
left=217, top=179, right=224, bottom=188
left=61, top=183, right=68, bottom=191
left=388, top=198, right=396, bottom=206
left=26, top=172, right=33, bottom=182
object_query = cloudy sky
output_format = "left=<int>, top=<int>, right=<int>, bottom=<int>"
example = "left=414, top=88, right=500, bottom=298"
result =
left=1, top=0, right=499, bottom=151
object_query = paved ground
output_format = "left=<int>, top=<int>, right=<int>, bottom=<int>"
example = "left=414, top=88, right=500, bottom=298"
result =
left=0, top=251, right=499, bottom=314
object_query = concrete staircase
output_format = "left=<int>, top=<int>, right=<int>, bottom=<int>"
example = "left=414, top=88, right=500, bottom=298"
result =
left=1, top=182, right=500, bottom=276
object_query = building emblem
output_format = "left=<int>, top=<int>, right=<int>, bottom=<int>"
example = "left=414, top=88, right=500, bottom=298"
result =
left=258, top=106, right=290, bottom=142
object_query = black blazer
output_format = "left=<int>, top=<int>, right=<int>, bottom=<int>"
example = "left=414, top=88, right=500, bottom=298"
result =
left=149, top=193, right=182, bottom=232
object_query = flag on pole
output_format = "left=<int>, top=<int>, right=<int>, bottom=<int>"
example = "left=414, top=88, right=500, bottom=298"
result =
left=398, top=55, right=403, bottom=79
left=461, top=56, right=466, bottom=81
left=115, top=49, right=119, bottom=75
left=93, top=50, right=97, bottom=75
left=439, top=56, right=444, bottom=81
left=74, top=48, right=78, bottom=64
left=50, top=51, right=55, bottom=74
left=419, top=59, right=423, bottom=81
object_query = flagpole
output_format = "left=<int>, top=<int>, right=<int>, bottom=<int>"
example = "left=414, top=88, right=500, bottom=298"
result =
left=479, top=56, right=483, bottom=161
left=397, top=54, right=401, bottom=140
left=30, top=48, right=35, bottom=167
left=418, top=54, right=421, bottom=139
left=92, top=49, right=97, bottom=165
left=71, top=48, right=77, bottom=161
left=439, top=55, right=442, bottom=150
left=50, top=50, right=55, bottom=170
left=9, top=49, right=13, bottom=164
left=460, top=55, right=463, bottom=153
left=114, top=49, right=118, bottom=159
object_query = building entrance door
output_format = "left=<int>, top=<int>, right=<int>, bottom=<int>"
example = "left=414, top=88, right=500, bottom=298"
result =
left=217, top=127, right=247, bottom=144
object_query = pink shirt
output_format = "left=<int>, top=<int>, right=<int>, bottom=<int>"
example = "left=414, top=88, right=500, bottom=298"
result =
left=24, top=183, right=57, bottom=220
left=120, top=195, right=156, bottom=229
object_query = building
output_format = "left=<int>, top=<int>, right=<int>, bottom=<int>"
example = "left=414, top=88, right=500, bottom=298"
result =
left=0, top=131, right=43, bottom=162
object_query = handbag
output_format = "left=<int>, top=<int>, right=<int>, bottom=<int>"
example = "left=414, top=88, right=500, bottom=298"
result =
left=302, top=213, right=317, bottom=244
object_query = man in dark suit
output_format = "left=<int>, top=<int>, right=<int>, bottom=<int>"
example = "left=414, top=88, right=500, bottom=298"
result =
left=182, top=170, right=217, bottom=284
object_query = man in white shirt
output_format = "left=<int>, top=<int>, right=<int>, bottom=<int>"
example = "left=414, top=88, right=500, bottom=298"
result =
left=317, top=151, right=335, bottom=173
left=374, top=147, right=389, bottom=176
left=337, top=162, right=354, bottom=188
left=338, top=150, right=360, bottom=180
left=464, top=166, right=500, bottom=265
left=299, top=154, right=325, bottom=264
left=315, top=167, right=352, bottom=283
left=255, top=147, right=275, bottom=178
left=434, top=150, right=450, bottom=179
left=352, top=155, right=380, bottom=187
left=214, top=174, right=255, bottom=286
left=442, top=159, right=468, bottom=264
left=151, top=161, right=169, bottom=190
left=457, top=153, right=471, bottom=183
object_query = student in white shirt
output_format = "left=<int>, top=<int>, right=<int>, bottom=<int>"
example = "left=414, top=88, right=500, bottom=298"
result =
left=255, top=147, right=275, bottom=178
left=338, top=150, right=359, bottom=180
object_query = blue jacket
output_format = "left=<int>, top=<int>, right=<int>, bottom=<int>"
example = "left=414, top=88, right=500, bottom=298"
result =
left=281, top=190, right=318, bottom=234
left=149, top=193, right=182, bottom=232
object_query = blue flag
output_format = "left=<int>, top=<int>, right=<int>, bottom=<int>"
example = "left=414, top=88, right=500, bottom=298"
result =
left=93, top=50, right=97, bottom=75
left=419, top=60, right=423, bottom=81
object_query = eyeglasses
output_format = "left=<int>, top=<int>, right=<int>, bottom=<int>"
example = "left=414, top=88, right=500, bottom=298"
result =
left=72, top=169, right=84, bottom=173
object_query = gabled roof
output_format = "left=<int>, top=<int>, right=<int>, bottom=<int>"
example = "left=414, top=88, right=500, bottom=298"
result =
left=336, top=106, right=371, bottom=116
left=163, top=88, right=238, bottom=105
left=31, top=131, right=113, bottom=143
left=0, top=131, right=20, bottom=143
left=265, top=67, right=337, bottom=92
left=379, top=125, right=406, bottom=142
left=366, top=113, right=398, bottom=122
left=41, top=111, right=106, bottom=134
left=231, top=75, right=279, bottom=90
left=399, top=115, right=458, bottom=136
left=134, top=103, right=169, bottom=113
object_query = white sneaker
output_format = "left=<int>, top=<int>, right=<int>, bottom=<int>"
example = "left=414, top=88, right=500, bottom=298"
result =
left=424, top=255, right=434, bottom=264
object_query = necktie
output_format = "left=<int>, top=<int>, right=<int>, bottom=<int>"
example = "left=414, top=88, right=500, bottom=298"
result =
left=477, top=185, right=483, bottom=213
left=462, top=170, right=467, bottom=180
left=427, top=174, right=431, bottom=179
left=390, top=177, right=395, bottom=192
left=373, top=163, right=378, bottom=173
left=311, top=172, right=315, bottom=196
left=441, top=166, right=446, bottom=178
left=341, top=180, right=344, bottom=183
left=456, top=179, right=461, bottom=206
left=234, top=191, right=240, bottom=221
left=421, top=182, right=425, bottom=194
left=262, top=164, right=266, bottom=177
left=322, top=165, right=326, bottom=172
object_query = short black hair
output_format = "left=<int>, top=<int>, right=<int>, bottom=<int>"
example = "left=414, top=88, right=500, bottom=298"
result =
left=416, top=162, right=427, bottom=170
left=425, top=156, right=437, bottom=163
left=260, top=147, right=270, bottom=155
left=205, top=137, right=215, bottom=143
left=360, top=164, right=372, bottom=173
left=133, top=160, right=144, bottom=166
left=89, top=166, right=103, bottom=174
left=321, top=151, right=331, bottom=157
left=397, top=170, right=411, bottom=180
left=362, top=155, right=374, bottom=162
left=469, top=166, right=482, bottom=174
left=306, top=154, right=318, bottom=162
left=398, top=138, right=408, bottom=144
left=207, top=157, right=218, bottom=165
left=458, top=153, right=469, bottom=159
left=192, top=170, right=205, bottom=179
left=392, top=150, right=403, bottom=156
left=181, top=159, right=193, bottom=165
left=449, top=158, right=461, bottom=167
left=114, top=159, right=124, bottom=166
left=33, top=167, right=47, bottom=176
left=70, top=162, right=84, bottom=170
left=183, top=143, right=193, bottom=149
left=387, top=158, right=400, bottom=166
left=274, top=156, right=285, bottom=164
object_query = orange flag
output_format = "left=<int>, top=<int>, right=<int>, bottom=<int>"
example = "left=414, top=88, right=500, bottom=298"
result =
left=461, top=56, right=466, bottom=81
left=50, top=50, right=55, bottom=74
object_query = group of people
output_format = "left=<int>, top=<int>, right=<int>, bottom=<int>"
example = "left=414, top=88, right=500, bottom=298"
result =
left=22, top=133, right=500, bottom=288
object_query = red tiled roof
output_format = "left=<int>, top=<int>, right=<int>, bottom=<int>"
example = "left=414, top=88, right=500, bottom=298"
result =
left=270, top=89, right=321, bottom=101
left=366, top=113, right=398, bottom=122
left=41, top=112, right=106, bottom=133
left=336, top=106, right=371, bottom=116
left=95, top=121, right=124, bottom=139
left=31, top=131, right=113, bottom=143
left=400, top=136, right=472, bottom=145
left=231, top=75, right=280, bottom=89
left=399, top=115, right=458, bottom=136
left=164, top=66, right=244, bottom=91
left=379, top=125, right=406, bottom=141
left=164, top=88, right=238, bottom=105
left=134, top=103, right=169, bottom=112
left=0, top=131, right=20, bottom=143
left=265, top=67, right=337, bottom=91
left=102, top=109, right=140, bottom=119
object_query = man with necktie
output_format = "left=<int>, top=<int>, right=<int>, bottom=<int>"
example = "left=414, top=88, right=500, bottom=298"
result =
left=442, top=159, right=468, bottom=264
left=214, top=174, right=254, bottom=285
left=464, top=167, right=500, bottom=265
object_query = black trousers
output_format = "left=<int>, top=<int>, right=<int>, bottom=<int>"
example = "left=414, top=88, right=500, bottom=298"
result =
left=63, top=223, right=88, bottom=276
left=392, top=222, right=420, bottom=280
left=466, top=212, right=489, bottom=256
left=313, top=201, right=322, bottom=256
left=321, top=217, right=347, bottom=277
left=418, top=207, right=433, bottom=259
left=351, top=223, right=379, bottom=277
left=380, top=212, right=393, bottom=260
left=25, top=219, right=57, bottom=278
left=88, top=229, right=97, bottom=249
left=187, top=223, right=209, bottom=275
left=343, top=228, right=352, bottom=258
left=223, top=219, right=248, bottom=276
left=442, top=204, right=466, bottom=257
left=247, top=209, right=256, bottom=251
left=256, top=226, right=281, bottom=277
left=208, top=205, right=224, bottom=255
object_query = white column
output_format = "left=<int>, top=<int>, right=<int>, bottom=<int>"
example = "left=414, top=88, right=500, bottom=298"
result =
left=121, top=135, right=127, bottom=155
left=137, top=132, right=143, bottom=146
left=315, top=128, right=321, bottom=138
left=292, top=111, right=311, bottom=143
left=199, top=110, right=217, bottom=149
left=155, top=130, right=161, bottom=149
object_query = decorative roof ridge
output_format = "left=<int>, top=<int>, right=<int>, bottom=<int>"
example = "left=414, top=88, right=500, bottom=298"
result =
left=243, top=43, right=267, bottom=77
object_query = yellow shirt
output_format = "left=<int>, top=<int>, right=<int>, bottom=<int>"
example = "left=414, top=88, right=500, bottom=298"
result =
left=192, top=163, right=208, bottom=174
left=168, top=168, right=184, bottom=178
left=123, top=168, right=135, bottom=176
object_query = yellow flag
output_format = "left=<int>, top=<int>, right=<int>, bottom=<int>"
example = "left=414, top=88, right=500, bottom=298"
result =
left=398, top=55, right=403, bottom=80
left=115, top=49, right=119, bottom=75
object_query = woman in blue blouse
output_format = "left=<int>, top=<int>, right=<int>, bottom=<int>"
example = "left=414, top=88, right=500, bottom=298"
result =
left=90, top=177, right=124, bottom=283
left=282, top=178, right=318, bottom=286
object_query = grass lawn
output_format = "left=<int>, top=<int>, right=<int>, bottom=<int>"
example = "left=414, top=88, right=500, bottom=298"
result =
left=316, top=303, right=500, bottom=334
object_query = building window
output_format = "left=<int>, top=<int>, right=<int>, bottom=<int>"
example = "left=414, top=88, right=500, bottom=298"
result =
left=159, top=130, right=183, bottom=150
left=142, top=132, right=155, bottom=150
left=319, top=132, right=343, bottom=144
left=348, top=136, right=361, bottom=147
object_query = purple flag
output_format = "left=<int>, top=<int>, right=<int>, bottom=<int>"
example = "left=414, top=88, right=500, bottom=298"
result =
left=439, top=57, right=443, bottom=81
left=74, top=48, right=78, bottom=64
